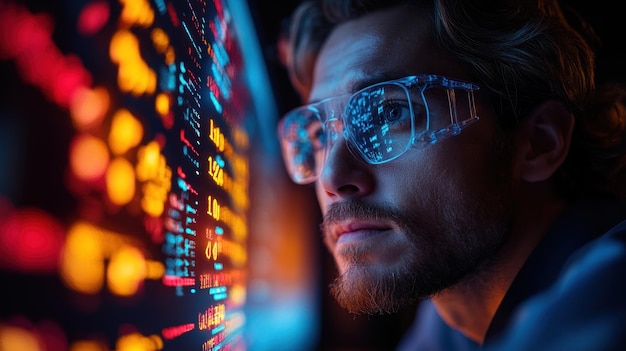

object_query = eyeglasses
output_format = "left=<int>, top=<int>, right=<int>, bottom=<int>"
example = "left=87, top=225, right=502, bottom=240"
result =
left=277, top=74, right=480, bottom=184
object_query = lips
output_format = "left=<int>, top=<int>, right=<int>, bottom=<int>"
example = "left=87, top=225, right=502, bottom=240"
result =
left=332, top=220, right=393, bottom=241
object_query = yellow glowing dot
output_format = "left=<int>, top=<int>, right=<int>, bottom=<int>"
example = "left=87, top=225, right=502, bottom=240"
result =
left=165, top=47, right=175, bottom=64
left=106, top=157, right=136, bottom=206
left=148, top=335, right=163, bottom=349
left=119, top=0, right=140, bottom=24
left=140, top=182, right=166, bottom=217
left=61, top=223, right=105, bottom=294
left=70, top=86, right=110, bottom=131
left=110, top=30, right=138, bottom=63
left=116, top=333, right=162, bottom=351
left=0, top=325, right=40, bottom=351
left=136, top=141, right=161, bottom=181
left=119, top=0, right=155, bottom=27
left=69, top=340, right=108, bottom=351
left=142, top=69, right=157, bottom=95
left=151, top=28, right=169, bottom=53
left=117, top=60, right=141, bottom=93
left=110, top=29, right=156, bottom=96
left=155, top=93, right=170, bottom=116
left=229, top=284, right=247, bottom=306
left=145, top=260, right=165, bottom=279
left=109, top=109, right=143, bottom=155
left=108, top=245, right=145, bottom=296
left=69, top=134, right=109, bottom=182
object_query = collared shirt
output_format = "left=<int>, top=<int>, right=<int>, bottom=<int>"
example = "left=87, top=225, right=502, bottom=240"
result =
left=396, top=200, right=626, bottom=351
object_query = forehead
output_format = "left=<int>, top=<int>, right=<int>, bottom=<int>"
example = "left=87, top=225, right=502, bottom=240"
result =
left=309, top=5, right=470, bottom=102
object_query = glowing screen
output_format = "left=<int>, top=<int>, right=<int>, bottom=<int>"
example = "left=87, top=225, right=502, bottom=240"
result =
left=0, top=0, right=319, bottom=350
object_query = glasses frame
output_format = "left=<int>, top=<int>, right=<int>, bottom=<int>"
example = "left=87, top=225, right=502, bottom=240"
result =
left=277, top=74, right=481, bottom=184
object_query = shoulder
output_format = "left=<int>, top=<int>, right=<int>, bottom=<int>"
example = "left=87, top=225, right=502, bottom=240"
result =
left=561, top=217, right=626, bottom=275
left=485, top=219, right=626, bottom=351
left=557, top=218, right=626, bottom=295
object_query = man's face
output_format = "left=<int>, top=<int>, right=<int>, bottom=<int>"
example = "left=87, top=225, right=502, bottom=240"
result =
left=308, top=6, right=518, bottom=314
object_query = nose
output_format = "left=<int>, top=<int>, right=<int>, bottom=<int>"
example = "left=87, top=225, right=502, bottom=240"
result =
left=317, top=121, right=374, bottom=200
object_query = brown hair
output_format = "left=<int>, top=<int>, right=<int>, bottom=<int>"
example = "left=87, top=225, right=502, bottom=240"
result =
left=280, top=0, right=626, bottom=200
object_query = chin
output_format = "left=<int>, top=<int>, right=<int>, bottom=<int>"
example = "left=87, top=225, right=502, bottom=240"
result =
left=330, top=258, right=422, bottom=314
left=333, top=236, right=413, bottom=273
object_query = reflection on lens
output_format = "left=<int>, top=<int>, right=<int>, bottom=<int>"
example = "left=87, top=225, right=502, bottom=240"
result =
left=278, top=75, right=480, bottom=184
left=345, top=83, right=413, bottom=164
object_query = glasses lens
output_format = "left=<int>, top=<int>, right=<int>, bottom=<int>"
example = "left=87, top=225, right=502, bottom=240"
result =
left=344, top=83, right=418, bottom=163
left=278, top=75, right=480, bottom=184
left=279, top=107, right=326, bottom=184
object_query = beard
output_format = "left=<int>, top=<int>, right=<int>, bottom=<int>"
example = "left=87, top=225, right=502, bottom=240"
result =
left=323, top=198, right=512, bottom=314
left=322, top=134, right=515, bottom=315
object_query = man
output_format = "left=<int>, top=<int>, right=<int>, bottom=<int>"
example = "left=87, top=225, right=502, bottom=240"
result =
left=276, top=0, right=626, bottom=349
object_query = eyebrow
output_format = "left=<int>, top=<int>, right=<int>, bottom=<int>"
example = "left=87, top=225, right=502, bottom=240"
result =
left=306, top=72, right=409, bottom=105
left=350, top=72, right=399, bottom=92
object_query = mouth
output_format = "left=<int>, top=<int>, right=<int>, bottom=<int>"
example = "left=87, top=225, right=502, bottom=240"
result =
left=332, top=220, right=394, bottom=243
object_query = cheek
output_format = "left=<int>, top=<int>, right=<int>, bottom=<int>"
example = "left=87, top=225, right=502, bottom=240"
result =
left=376, top=159, right=442, bottom=207
left=384, top=151, right=444, bottom=185
left=379, top=144, right=498, bottom=205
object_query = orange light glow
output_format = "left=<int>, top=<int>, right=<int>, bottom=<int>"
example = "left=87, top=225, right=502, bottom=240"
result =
left=145, top=260, right=165, bottom=279
left=141, top=183, right=167, bottom=217
left=61, top=222, right=106, bottom=294
left=0, top=318, right=69, bottom=351
left=107, top=246, right=146, bottom=296
left=70, top=340, right=108, bottom=351
left=110, top=29, right=156, bottom=96
left=204, top=236, right=246, bottom=267
left=108, top=109, right=144, bottom=155
left=61, top=222, right=160, bottom=296
left=155, top=93, right=170, bottom=116
left=118, top=0, right=155, bottom=27
left=164, top=46, right=175, bottom=65
left=106, top=157, right=136, bottom=206
left=150, top=28, right=170, bottom=54
left=116, top=332, right=163, bottom=351
left=229, top=284, right=246, bottom=306
left=70, top=134, right=110, bottom=182
left=0, top=324, right=41, bottom=351
left=217, top=205, right=248, bottom=244
left=155, top=93, right=174, bottom=129
left=109, top=29, right=137, bottom=62
left=136, top=141, right=162, bottom=181
left=136, top=141, right=172, bottom=217
left=70, top=86, right=110, bottom=131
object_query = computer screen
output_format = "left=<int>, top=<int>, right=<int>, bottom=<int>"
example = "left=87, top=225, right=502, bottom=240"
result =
left=0, top=0, right=319, bottom=350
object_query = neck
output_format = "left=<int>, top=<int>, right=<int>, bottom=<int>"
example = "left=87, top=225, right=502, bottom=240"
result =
left=431, top=183, right=568, bottom=343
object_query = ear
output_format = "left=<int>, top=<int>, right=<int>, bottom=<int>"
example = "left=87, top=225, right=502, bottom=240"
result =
left=515, top=100, right=574, bottom=183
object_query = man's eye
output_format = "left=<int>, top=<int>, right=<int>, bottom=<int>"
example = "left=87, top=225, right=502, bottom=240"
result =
left=379, top=102, right=410, bottom=123
left=383, top=104, right=404, bottom=122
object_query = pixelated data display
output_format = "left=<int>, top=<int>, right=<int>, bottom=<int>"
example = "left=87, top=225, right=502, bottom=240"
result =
left=0, top=0, right=273, bottom=349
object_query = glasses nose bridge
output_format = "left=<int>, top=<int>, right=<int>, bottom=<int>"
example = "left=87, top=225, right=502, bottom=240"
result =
left=325, top=117, right=343, bottom=144
left=320, top=95, right=349, bottom=146
left=318, top=105, right=351, bottom=171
